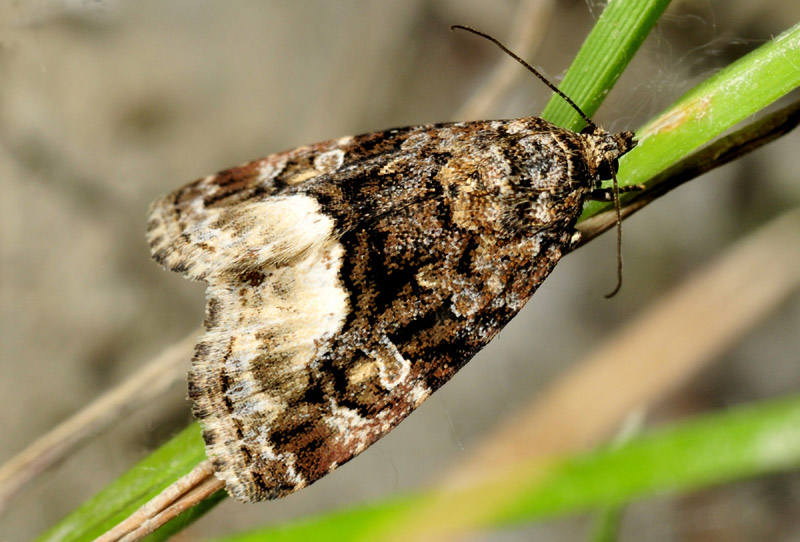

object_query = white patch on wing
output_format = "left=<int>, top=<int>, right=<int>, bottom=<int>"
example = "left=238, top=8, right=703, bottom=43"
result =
left=335, top=135, right=354, bottom=147
left=313, top=149, right=345, bottom=174
left=375, top=336, right=411, bottom=389
left=324, top=402, right=375, bottom=455
left=409, top=383, right=431, bottom=407
left=256, top=158, right=289, bottom=187
left=149, top=194, right=337, bottom=280
left=187, top=195, right=350, bottom=501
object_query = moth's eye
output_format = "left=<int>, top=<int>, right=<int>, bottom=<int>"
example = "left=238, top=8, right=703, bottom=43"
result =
left=596, top=158, right=619, bottom=180
left=596, top=160, right=611, bottom=179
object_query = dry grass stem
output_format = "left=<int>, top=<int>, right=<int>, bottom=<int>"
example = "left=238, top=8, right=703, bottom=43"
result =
left=0, top=330, right=199, bottom=512
left=95, top=460, right=222, bottom=542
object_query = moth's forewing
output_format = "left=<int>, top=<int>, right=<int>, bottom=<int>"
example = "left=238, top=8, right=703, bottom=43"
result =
left=147, top=118, right=634, bottom=501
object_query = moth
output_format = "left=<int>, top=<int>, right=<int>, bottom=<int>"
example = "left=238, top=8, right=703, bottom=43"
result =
left=146, top=26, right=636, bottom=502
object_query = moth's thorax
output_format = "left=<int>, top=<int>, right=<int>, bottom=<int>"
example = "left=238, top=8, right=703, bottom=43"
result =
left=435, top=118, right=619, bottom=236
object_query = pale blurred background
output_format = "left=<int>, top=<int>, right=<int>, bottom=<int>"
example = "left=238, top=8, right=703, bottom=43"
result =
left=2, top=1, right=800, bottom=540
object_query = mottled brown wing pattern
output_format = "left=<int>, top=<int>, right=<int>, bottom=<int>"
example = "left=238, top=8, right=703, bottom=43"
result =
left=147, top=117, right=635, bottom=501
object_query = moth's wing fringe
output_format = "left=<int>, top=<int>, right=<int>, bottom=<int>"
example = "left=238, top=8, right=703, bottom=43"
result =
left=146, top=160, right=334, bottom=281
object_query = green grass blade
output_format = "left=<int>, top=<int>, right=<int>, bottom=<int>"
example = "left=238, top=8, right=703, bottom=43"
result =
left=591, top=505, right=625, bottom=542
left=36, top=424, right=209, bottom=542
left=541, top=0, right=672, bottom=130
left=496, top=395, right=800, bottom=524
left=217, top=395, right=800, bottom=541
left=582, top=20, right=800, bottom=218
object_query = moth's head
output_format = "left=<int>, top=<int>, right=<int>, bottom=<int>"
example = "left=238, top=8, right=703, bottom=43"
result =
left=581, top=126, right=637, bottom=181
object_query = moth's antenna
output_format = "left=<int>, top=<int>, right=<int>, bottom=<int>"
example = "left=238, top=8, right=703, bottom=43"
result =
left=605, top=170, right=623, bottom=298
left=451, top=24, right=596, bottom=129
left=453, top=24, right=631, bottom=298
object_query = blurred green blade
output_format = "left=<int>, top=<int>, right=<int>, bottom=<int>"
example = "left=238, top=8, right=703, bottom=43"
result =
left=497, top=393, right=800, bottom=524
left=217, top=395, right=800, bottom=541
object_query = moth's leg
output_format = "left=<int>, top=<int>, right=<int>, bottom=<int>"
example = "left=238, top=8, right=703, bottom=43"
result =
left=589, top=184, right=645, bottom=202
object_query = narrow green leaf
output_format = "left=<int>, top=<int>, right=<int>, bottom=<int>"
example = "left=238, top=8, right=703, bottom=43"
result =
left=37, top=424, right=208, bottom=542
left=214, top=496, right=421, bottom=542
left=582, top=21, right=800, bottom=218
left=495, top=395, right=800, bottom=525
left=541, top=0, right=672, bottom=130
